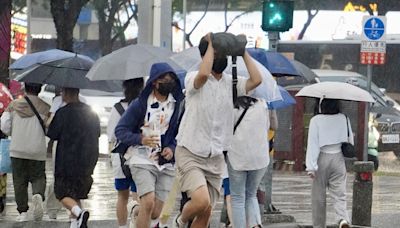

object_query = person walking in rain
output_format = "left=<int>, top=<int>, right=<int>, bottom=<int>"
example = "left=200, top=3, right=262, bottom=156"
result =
left=306, top=99, right=351, bottom=228
left=115, top=62, right=184, bottom=228
left=47, top=87, right=100, bottom=228
left=173, top=33, right=262, bottom=228
left=1, top=83, right=50, bottom=222
left=227, top=96, right=270, bottom=228
left=107, top=78, right=144, bottom=228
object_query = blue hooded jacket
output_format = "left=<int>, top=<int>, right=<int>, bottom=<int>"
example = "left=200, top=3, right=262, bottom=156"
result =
left=115, top=62, right=184, bottom=161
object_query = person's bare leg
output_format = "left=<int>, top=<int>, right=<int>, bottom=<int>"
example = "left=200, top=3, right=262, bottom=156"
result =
left=136, top=192, right=155, bottom=228
left=180, top=185, right=211, bottom=224
left=131, top=192, right=140, bottom=216
left=116, top=190, right=129, bottom=226
left=151, top=197, right=164, bottom=219
left=191, top=205, right=212, bottom=228
left=226, top=195, right=233, bottom=226
left=60, top=197, right=81, bottom=218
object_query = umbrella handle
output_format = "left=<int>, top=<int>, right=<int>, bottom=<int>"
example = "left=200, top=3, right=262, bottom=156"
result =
left=232, top=56, right=238, bottom=108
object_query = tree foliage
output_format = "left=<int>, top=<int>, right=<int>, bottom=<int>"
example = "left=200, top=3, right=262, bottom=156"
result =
left=91, top=0, right=138, bottom=55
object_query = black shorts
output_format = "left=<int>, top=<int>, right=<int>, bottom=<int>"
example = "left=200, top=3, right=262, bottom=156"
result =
left=54, top=176, right=93, bottom=201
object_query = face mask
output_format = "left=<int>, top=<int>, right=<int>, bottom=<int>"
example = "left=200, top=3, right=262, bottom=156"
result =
left=212, top=57, right=228, bottom=74
left=157, top=81, right=176, bottom=96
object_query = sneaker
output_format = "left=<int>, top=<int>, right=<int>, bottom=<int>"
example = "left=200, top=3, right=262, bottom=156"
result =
left=128, top=201, right=139, bottom=228
left=31, top=194, right=44, bottom=221
left=77, top=210, right=89, bottom=228
left=265, top=204, right=282, bottom=214
left=172, top=213, right=185, bottom=228
left=153, top=222, right=168, bottom=228
left=70, top=218, right=78, bottom=228
left=339, top=219, right=350, bottom=228
left=16, top=212, right=30, bottom=222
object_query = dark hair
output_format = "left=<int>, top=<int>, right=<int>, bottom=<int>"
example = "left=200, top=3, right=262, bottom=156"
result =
left=62, top=87, right=80, bottom=97
left=198, top=36, right=208, bottom=57
left=122, top=78, right=144, bottom=103
left=25, top=83, right=42, bottom=95
left=316, top=98, right=341, bottom=115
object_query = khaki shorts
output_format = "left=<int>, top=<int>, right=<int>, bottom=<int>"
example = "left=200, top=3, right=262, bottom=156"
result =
left=175, top=146, right=224, bottom=207
left=130, top=164, right=174, bottom=202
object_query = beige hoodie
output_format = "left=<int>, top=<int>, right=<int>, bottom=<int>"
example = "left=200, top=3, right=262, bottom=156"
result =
left=1, top=95, right=50, bottom=161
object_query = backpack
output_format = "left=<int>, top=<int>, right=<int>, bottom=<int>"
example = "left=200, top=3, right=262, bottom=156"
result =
left=112, top=102, right=132, bottom=179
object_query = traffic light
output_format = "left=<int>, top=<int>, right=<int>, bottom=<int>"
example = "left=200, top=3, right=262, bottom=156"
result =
left=261, top=0, right=294, bottom=32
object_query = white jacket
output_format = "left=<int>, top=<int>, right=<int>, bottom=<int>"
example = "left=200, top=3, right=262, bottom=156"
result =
left=1, top=95, right=50, bottom=161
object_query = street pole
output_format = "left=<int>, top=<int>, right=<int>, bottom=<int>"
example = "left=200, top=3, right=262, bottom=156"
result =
left=26, top=0, right=32, bottom=54
left=262, top=30, right=279, bottom=212
left=364, top=64, right=373, bottom=161
left=152, top=0, right=162, bottom=47
left=268, top=31, right=279, bottom=52
left=182, top=0, right=187, bottom=50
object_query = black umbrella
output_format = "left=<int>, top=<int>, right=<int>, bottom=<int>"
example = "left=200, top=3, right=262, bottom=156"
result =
left=14, top=55, right=122, bottom=92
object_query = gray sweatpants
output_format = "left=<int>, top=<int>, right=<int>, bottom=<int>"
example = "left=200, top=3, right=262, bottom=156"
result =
left=312, top=152, right=350, bottom=228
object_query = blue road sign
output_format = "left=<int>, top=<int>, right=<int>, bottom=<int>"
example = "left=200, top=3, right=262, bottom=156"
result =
left=363, top=17, right=385, bottom=40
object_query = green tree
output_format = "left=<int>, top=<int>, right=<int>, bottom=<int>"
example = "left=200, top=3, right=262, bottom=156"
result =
left=50, top=0, right=89, bottom=51
left=296, top=0, right=332, bottom=40
left=91, top=0, right=138, bottom=55
left=223, top=0, right=261, bottom=32
left=172, top=0, right=211, bottom=47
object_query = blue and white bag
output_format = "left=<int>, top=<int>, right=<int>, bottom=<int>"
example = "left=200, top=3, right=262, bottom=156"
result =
left=0, top=139, right=11, bottom=173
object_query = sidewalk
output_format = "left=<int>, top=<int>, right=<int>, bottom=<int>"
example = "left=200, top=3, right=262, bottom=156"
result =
left=1, top=153, right=400, bottom=227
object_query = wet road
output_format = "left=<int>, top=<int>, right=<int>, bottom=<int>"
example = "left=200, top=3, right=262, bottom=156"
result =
left=1, top=138, right=400, bottom=227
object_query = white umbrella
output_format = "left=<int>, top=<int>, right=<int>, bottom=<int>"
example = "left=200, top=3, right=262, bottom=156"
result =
left=296, top=81, right=375, bottom=102
left=86, top=44, right=183, bottom=81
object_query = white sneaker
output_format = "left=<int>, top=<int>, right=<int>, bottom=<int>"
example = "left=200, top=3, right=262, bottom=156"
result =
left=171, top=213, right=185, bottom=228
left=128, top=201, right=139, bottom=228
left=16, top=212, right=30, bottom=222
left=31, top=194, right=44, bottom=221
left=77, top=210, right=89, bottom=228
left=70, top=218, right=78, bottom=228
left=339, top=219, right=350, bottom=228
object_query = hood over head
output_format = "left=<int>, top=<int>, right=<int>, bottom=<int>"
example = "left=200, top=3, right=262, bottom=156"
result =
left=139, top=62, right=184, bottom=102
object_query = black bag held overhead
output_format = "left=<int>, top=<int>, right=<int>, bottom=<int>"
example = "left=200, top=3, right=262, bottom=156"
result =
left=211, top=32, right=247, bottom=57
left=342, top=115, right=356, bottom=158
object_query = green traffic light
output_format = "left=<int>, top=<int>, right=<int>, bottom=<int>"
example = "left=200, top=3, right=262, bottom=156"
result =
left=269, top=13, right=282, bottom=25
left=261, top=0, right=294, bottom=32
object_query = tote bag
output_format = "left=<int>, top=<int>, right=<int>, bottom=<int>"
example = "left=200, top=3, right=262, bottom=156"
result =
left=0, top=139, right=11, bottom=173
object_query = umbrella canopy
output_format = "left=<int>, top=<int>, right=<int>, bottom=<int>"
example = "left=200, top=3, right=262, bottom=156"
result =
left=246, top=48, right=301, bottom=77
left=267, top=86, right=296, bottom=110
left=170, top=47, right=282, bottom=102
left=14, top=55, right=121, bottom=92
left=9, top=49, right=93, bottom=70
left=0, top=83, right=13, bottom=114
left=86, top=44, right=183, bottom=81
left=170, top=47, right=201, bottom=72
left=275, top=60, right=319, bottom=86
left=296, top=81, right=375, bottom=103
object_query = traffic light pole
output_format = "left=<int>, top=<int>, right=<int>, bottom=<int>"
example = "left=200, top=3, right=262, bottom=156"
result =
left=263, top=30, right=279, bottom=212
left=268, top=32, right=279, bottom=52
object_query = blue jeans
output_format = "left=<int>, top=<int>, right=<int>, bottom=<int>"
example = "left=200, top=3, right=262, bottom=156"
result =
left=227, top=160, right=267, bottom=228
